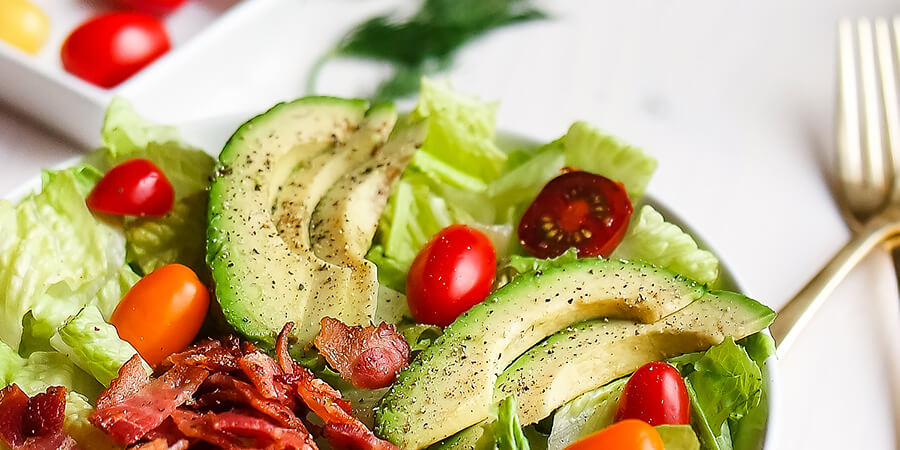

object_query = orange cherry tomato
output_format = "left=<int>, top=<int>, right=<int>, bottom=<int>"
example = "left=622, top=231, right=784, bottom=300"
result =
left=111, top=264, right=209, bottom=366
left=565, top=419, right=664, bottom=450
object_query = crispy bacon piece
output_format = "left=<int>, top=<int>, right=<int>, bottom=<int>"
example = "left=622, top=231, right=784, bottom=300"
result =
left=323, top=422, right=399, bottom=450
left=160, top=336, right=242, bottom=372
left=0, top=385, right=76, bottom=450
left=277, top=323, right=398, bottom=450
left=90, top=364, right=210, bottom=445
left=238, top=350, right=294, bottom=404
left=171, top=409, right=316, bottom=450
left=201, top=372, right=304, bottom=429
left=313, top=318, right=410, bottom=389
left=96, top=355, right=150, bottom=410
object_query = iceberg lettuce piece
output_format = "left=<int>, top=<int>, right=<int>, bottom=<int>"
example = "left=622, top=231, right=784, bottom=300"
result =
left=50, top=305, right=151, bottom=387
left=612, top=205, right=719, bottom=285
left=0, top=166, right=129, bottom=351
left=0, top=340, right=25, bottom=386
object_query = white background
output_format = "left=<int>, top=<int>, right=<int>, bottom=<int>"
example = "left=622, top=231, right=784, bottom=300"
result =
left=1, top=1, right=899, bottom=448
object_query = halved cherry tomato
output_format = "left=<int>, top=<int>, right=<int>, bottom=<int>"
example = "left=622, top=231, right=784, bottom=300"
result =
left=0, top=0, right=50, bottom=54
left=112, top=0, right=188, bottom=15
left=615, top=362, right=691, bottom=425
left=518, top=170, right=632, bottom=259
left=61, top=13, right=170, bottom=88
left=566, top=419, right=664, bottom=450
left=111, top=264, right=209, bottom=366
left=87, top=158, right=174, bottom=216
left=406, top=224, right=497, bottom=327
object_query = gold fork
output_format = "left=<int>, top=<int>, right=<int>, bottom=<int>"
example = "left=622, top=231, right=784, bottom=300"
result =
left=771, top=17, right=900, bottom=354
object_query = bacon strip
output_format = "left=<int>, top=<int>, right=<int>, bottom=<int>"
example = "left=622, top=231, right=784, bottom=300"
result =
left=90, top=365, right=209, bottom=445
left=95, top=355, right=150, bottom=410
left=277, top=323, right=398, bottom=450
left=314, top=318, right=410, bottom=389
left=0, top=385, right=76, bottom=450
left=201, top=372, right=304, bottom=429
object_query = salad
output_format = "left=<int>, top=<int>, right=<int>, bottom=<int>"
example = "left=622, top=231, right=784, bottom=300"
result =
left=0, top=80, right=775, bottom=450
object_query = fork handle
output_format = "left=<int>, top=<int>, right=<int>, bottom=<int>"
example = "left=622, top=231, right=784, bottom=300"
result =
left=771, top=209, right=900, bottom=356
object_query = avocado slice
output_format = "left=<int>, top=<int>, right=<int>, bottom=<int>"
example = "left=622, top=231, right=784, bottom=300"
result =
left=375, top=258, right=705, bottom=449
left=207, top=98, right=416, bottom=348
left=495, top=290, right=775, bottom=426
left=310, top=121, right=427, bottom=320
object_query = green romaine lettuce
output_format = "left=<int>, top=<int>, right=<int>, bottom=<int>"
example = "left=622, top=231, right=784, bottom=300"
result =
left=50, top=305, right=151, bottom=387
left=729, top=334, right=775, bottom=450
left=562, top=122, right=657, bottom=199
left=611, top=205, right=719, bottom=285
left=495, top=395, right=531, bottom=450
left=411, top=79, right=507, bottom=184
left=0, top=166, right=132, bottom=351
left=505, top=248, right=579, bottom=276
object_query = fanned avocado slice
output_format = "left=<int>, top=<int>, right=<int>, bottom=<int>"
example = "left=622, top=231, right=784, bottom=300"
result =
left=310, top=121, right=427, bottom=320
left=207, top=98, right=420, bottom=348
left=375, top=258, right=705, bottom=449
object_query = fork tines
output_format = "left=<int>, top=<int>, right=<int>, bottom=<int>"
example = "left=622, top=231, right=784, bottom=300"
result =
left=838, top=17, right=900, bottom=216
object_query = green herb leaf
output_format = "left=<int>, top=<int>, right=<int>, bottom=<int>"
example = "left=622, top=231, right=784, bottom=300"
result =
left=310, top=0, right=547, bottom=101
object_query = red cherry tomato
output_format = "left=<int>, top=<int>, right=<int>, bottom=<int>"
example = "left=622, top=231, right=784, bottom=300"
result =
left=518, top=170, right=632, bottom=259
left=61, top=13, right=170, bottom=88
left=565, top=419, right=664, bottom=450
left=112, top=0, right=188, bottom=15
left=406, top=224, right=497, bottom=327
left=615, top=362, right=691, bottom=426
left=87, top=158, right=174, bottom=216
left=111, top=264, right=209, bottom=366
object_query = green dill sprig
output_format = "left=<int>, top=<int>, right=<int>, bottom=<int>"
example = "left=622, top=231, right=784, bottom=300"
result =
left=307, top=0, right=547, bottom=101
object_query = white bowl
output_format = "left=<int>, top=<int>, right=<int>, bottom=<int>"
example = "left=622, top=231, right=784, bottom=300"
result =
left=2, top=113, right=779, bottom=450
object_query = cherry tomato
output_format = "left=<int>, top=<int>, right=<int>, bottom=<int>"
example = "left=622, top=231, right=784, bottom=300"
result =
left=566, top=419, right=664, bottom=450
left=518, top=170, right=632, bottom=259
left=61, top=13, right=170, bottom=88
left=615, top=362, right=691, bottom=426
left=0, top=0, right=50, bottom=54
left=87, top=158, right=174, bottom=216
left=111, top=264, right=209, bottom=366
left=112, top=0, right=188, bottom=15
left=406, top=224, right=497, bottom=327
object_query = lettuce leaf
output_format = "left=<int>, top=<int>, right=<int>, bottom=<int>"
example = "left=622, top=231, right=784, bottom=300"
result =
left=4, top=349, right=102, bottom=401
left=562, top=122, right=657, bottom=199
left=64, top=392, right=121, bottom=450
left=495, top=395, right=531, bottom=450
left=547, top=378, right=626, bottom=450
left=729, top=333, right=775, bottom=450
left=505, top=248, right=579, bottom=276
left=411, top=79, right=507, bottom=184
left=50, top=305, right=151, bottom=387
left=611, top=205, right=719, bottom=285
left=0, top=166, right=132, bottom=351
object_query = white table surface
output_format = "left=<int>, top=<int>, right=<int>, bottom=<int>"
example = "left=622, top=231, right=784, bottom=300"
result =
left=2, top=1, right=899, bottom=448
